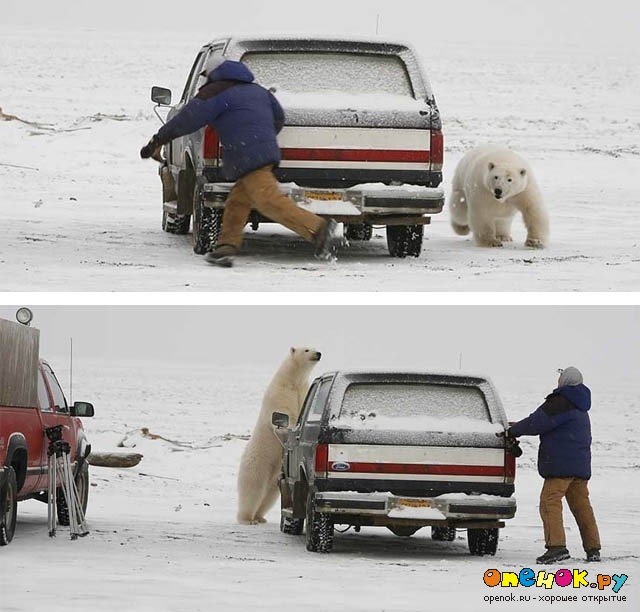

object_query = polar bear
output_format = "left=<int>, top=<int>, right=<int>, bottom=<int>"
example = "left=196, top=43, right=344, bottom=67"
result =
left=449, top=145, right=549, bottom=248
left=237, top=347, right=321, bottom=525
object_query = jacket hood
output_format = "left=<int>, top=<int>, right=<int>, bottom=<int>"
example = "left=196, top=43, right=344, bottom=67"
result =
left=208, top=61, right=255, bottom=84
left=554, top=383, right=591, bottom=412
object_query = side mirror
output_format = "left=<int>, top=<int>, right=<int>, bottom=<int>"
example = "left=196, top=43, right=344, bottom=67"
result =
left=151, top=86, right=172, bottom=106
left=272, top=412, right=289, bottom=429
left=71, top=401, right=95, bottom=418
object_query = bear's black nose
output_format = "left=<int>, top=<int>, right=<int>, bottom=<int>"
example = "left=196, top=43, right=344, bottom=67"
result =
left=494, top=189, right=503, bottom=199
left=315, top=352, right=322, bottom=360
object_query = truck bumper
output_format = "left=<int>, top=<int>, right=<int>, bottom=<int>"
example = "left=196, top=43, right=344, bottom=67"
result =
left=201, top=182, right=445, bottom=221
left=314, top=492, right=516, bottom=525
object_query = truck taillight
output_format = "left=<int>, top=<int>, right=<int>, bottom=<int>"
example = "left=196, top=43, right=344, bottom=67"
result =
left=505, top=450, right=516, bottom=484
left=315, top=444, right=328, bottom=475
left=430, top=129, right=444, bottom=171
left=203, top=126, right=219, bottom=160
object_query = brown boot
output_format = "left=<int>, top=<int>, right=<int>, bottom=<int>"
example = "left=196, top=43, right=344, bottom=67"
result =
left=314, top=219, right=339, bottom=261
left=205, top=244, right=239, bottom=268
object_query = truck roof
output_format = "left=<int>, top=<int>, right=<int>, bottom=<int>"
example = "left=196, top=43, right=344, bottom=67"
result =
left=320, top=371, right=494, bottom=386
left=208, top=35, right=413, bottom=53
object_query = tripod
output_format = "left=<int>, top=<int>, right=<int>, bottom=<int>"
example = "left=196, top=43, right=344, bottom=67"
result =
left=46, top=425, right=89, bottom=540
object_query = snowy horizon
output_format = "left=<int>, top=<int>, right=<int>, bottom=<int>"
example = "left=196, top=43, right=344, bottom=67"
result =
left=2, top=0, right=640, bottom=55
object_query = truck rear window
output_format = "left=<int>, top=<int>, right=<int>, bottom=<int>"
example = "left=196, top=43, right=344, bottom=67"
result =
left=242, top=52, right=414, bottom=97
left=335, top=383, right=496, bottom=433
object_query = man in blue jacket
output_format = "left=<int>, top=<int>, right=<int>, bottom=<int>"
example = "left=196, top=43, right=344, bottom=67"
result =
left=141, top=60, right=336, bottom=267
left=508, top=367, right=601, bottom=564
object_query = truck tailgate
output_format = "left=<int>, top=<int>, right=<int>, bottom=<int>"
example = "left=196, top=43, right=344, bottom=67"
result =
left=279, top=125, right=433, bottom=173
left=326, top=443, right=507, bottom=483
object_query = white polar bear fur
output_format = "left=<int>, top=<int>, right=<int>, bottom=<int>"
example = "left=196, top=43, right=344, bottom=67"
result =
left=449, top=144, right=550, bottom=248
left=237, top=347, right=321, bottom=525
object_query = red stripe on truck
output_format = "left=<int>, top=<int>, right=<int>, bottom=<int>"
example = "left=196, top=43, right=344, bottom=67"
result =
left=281, top=148, right=431, bottom=163
left=332, top=462, right=504, bottom=477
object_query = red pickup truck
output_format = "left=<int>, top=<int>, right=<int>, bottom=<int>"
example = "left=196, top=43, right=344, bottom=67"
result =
left=0, top=317, right=94, bottom=546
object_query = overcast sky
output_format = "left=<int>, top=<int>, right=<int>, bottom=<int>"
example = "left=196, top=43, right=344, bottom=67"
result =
left=3, top=0, right=639, bottom=53
left=1, top=306, right=637, bottom=386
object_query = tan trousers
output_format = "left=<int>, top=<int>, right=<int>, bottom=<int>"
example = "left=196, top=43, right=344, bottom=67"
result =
left=539, top=477, right=601, bottom=551
left=217, top=165, right=325, bottom=250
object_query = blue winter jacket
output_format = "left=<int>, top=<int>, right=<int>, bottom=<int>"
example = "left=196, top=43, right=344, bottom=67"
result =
left=156, top=61, right=285, bottom=180
left=509, top=384, right=592, bottom=479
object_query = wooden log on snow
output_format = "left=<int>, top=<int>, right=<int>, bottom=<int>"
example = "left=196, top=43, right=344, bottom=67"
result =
left=88, top=451, right=143, bottom=468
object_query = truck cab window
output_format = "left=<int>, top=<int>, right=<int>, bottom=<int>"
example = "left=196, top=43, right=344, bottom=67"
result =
left=42, top=365, right=68, bottom=413
left=37, top=370, right=52, bottom=412
left=194, top=47, right=225, bottom=93
left=306, top=378, right=333, bottom=422
left=181, top=51, right=206, bottom=103
left=297, top=381, right=319, bottom=426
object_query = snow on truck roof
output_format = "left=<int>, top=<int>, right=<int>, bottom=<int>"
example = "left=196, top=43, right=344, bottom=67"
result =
left=208, top=35, right=414, bottom=53
left=324, top=371, right=494, bottom=386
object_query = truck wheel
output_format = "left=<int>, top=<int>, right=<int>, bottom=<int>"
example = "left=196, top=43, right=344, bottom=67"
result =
left=280, top=513, right=304, bottom=535
left=57, top=461, right=89, bottom=527
left=0, top=467, right=18, bottom=546
left=192, top=186, right=223, bottom=255
left=345, top=223, right=373, bottom=242
left=386, top=225, right=423, bottom=258
left=467, top=528, right=499, bottom=556
left=432, top=526, right=456, bottom=541
left=162, top=210, right=190, bottom=235
left=305, top=490, right=333, bottom=553
left=388, top=525, right=420, bottom=537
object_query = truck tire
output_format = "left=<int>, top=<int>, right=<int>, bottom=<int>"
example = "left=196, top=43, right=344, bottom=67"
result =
left=432, top=526, right=456, bottom=541
left=345, top=223, right=373, bottom=242
left=0, top=467, right=18, bottom=546
left=162, top=210, right=190, bottom=235
left=467, top=528, right=499, bottom=556
left=305, top=490, right=333, bottom=553
left=386, top=225, right=423, bottom=258
left=388, top=525, right=421, bottom=537
left=57, top=461, right=89, bottom=527
left=192, top=186, right=223, bottom=255
left=280, top=513, right=304, bottom=535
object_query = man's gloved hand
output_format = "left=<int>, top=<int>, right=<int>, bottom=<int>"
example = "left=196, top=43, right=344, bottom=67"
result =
left=497, top=430, right=523, bottom=457
left=140, top=135, right=163, bottom=161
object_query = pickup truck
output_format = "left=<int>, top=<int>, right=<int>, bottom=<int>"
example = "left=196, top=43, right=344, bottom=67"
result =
left=274, top=371, right=517, bottom=555
left=151, top=36, right=445, bottom=259
left=0, top=317, right=94, bottom=546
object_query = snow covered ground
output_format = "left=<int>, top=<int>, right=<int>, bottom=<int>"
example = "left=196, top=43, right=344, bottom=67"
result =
left=1, top=28, right=639, bottom=291
left=1, top=362, right=638, bottom=611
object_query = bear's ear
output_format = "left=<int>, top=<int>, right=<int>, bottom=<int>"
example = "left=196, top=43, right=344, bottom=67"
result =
left=290, top=347, right=296, bottom=355
left=520, top=169, right=527, bottom=177
left=488, top=162, right=495, bottom=171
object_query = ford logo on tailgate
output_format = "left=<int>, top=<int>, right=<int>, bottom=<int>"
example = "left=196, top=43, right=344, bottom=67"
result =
left=331, top=462, right=351, bottom=472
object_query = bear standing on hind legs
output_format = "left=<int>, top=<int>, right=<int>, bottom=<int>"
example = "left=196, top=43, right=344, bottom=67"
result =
left=449, top=144, right=550, bottom=248
left=237, top=347, right=321, bottom=525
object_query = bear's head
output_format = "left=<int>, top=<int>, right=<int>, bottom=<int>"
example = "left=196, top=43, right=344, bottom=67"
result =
left=485, top=162, right=528, bottom=201
left=290, top=347, right=322, bottom=364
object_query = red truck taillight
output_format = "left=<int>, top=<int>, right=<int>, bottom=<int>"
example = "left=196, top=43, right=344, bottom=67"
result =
left=430, top=129, right=444, bottom=171
left=505, top=450, right=516, bottom=484
left=203, top=126, right=219, bottom=161
left=315, top=444, right=328, bottom=476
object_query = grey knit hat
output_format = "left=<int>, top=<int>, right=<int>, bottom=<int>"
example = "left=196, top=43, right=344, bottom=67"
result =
left=558, top=366, right=583, bottom=387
